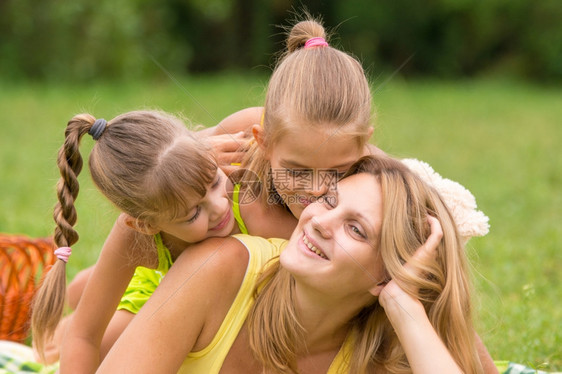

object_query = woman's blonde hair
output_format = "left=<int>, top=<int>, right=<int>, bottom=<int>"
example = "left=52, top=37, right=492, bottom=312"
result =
left=248, top=155, right=483, bottom=373
left=31, top=110, right=216, bottom=360
left=242, top=16, right=373, bottom=205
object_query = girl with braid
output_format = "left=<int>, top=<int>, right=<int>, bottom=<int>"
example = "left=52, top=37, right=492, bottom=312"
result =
left=30, top=110, right=296, bottom=370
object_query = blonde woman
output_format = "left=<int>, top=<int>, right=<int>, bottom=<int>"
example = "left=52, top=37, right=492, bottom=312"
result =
left=99, top=155, right=484, bottom=373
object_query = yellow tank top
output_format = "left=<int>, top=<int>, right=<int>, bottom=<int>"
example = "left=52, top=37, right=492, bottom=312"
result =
left=117, top=233, right=171, bottom=313
left=232, top=183, right=248, bottom=234
left=178, top=234, right=352, bottom=373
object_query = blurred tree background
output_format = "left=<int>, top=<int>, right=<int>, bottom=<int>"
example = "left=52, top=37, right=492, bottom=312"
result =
left=1, top=0, right=561, bottom=82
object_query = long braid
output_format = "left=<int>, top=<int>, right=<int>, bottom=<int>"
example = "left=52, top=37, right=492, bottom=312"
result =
left=53, top=116, right=91, bottom=246
left=31, top=114, right=94, bottom=361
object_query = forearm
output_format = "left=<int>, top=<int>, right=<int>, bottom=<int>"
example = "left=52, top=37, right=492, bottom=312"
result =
left=386, top=300, right=463, bottom=374
left=60, top=278, right=133, bottom=372
left=59, top=334, right=101, bottom=374
left=60, top=216, right=141, bottom=372
left=197, top=106, right=263, bottom=136
left=476, top=332, right=499, bottom=374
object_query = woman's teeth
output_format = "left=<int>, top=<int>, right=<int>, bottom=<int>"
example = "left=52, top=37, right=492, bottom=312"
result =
left=303, top=235, right=327, bottom=259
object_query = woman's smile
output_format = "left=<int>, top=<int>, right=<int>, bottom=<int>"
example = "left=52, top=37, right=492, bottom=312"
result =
left=301, top=232, right=328, bottom=259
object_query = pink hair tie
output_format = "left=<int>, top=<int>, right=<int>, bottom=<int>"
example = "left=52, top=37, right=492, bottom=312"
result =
left=304, top=37, right=329, bottom=49
left=54, top=247, right=72, bottom=263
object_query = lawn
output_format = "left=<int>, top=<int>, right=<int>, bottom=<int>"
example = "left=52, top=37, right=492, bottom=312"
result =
left=1, top=74, right=560, bottom=370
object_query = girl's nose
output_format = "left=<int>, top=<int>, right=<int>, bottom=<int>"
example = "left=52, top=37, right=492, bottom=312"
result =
left=208, top=194, right=227, bottom=222
left=308, top=169, right=337, bottom=197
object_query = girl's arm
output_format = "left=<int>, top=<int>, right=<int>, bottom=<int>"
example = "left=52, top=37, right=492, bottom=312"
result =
left=197, top=106, right=263, bottom=137
left=98, top=237, right=249, bottom=373
left=59, top=215, right=149, bottom=373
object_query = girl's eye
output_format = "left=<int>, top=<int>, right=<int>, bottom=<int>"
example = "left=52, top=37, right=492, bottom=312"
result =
left=322, top=193, right=337, bottom=209
left=186, top=206, right=201, bottom=223
left=349, top=224, right=366, bottom=239
left=212, top=175, right=221, bottom=189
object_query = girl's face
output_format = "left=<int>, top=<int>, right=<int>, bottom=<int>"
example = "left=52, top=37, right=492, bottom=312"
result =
left=280, top=173, right=386, bottom=298
left=267, top=126, right=364, bottom=219
left=156, top=168, right=236, bottom=244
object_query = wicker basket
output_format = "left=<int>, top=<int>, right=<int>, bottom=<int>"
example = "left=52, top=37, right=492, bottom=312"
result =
left=0, top=234, right=56, bottom=343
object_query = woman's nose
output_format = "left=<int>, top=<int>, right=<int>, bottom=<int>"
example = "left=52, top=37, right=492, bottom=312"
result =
left=311, top=213, right=332, bottom=239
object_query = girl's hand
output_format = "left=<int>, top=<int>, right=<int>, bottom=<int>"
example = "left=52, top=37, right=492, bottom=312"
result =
left=206, top=131, right=251, bottom=175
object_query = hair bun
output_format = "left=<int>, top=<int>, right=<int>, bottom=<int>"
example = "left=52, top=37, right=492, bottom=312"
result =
left=286, top=19, right=327, bottom=53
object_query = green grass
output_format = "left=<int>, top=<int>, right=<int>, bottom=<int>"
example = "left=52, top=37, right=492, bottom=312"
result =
left=1, top=75, right=560, bottom=370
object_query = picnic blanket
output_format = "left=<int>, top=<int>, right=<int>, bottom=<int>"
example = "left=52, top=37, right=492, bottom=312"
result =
left=0, top=341, right=56, bottom=374
left=0, top=340, right=559, bottom=373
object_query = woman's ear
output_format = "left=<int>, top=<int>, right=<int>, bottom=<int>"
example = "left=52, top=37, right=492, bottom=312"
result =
left=122, top=214, right=159, bottom=235
left=369, top=273, right=390, bottom=297
left=368, top=282, right=385, bottom=297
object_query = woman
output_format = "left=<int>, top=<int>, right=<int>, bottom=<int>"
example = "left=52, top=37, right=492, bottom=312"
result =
left=99, top=155, right=484, bottom=373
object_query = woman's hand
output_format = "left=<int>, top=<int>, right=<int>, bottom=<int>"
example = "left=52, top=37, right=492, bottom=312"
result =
left=378, top=216, right=463, bottom=374
left=377, top=215, right=442, bottom=314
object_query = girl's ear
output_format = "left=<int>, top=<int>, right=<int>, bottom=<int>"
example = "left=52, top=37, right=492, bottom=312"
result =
left=367, top=126, right=374, bottom=139
left=252, top=124, right=267, bottom=153
left=122, top=214, right=159, bottom=235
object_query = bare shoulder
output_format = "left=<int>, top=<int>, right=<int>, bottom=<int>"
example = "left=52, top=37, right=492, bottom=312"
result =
left=151, top=237, right=251, bottom=350
left=169, top=236, right=250, bottom=288
left=364, top=143, right=387, bottom=157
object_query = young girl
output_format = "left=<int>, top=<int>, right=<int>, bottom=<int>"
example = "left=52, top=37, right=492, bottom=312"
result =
left=202, top=16, right=379, bottom=219
left=98, top=155, right=484, bottom=373
left=30, top=110, right=296, bottom=370
left=207, top=18, right=488, bottom=239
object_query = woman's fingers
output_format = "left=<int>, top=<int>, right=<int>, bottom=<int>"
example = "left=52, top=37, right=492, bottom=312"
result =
left=377, top=215, right=443, bottom=305
left=411, top=215, right=443, bottom=266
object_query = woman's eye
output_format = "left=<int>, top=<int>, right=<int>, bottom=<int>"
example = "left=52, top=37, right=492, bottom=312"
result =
left=186, top=206, right=201, bottom=223
left=349, top=224, right=366, bottom=239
